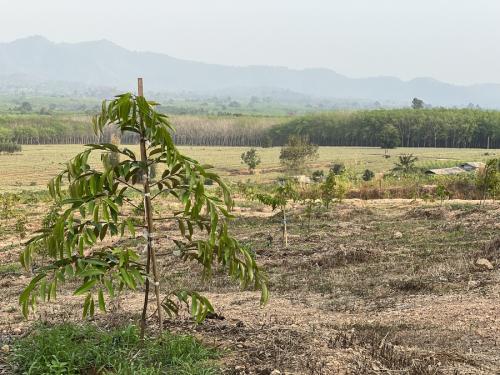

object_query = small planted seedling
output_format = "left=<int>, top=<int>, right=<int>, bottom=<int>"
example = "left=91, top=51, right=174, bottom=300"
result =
left=255, top=179, right=297, bottom=247
left=299, top=185, right=321, bottom=234
left=320, top=172, right=347, bottom=209
left=435, top=183, right=450, bottom=205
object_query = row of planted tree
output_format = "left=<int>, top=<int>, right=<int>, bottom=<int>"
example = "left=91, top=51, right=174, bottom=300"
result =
left=0, top=114, right=274, bottom=146
left=1, top=108, right=500, bottom=148
left=268, top=109, right=500, bottom=149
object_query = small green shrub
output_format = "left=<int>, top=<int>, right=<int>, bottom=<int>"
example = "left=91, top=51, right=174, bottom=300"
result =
left=320, top=172, right=347, bottom=208
left=15, top=215, right=27, bottom=239
left=311, top=170, right=324, bottom=182
left=9, top=323, right=219, bottom=375
left=241, top=148, right=261, bottom=173
left=435, top=183, right=450, bottom=204
left=255, top=178, right=298, bottom=247
left=298, top=185, right=321, bottom=233
left=392, top=154, right=418, bottom=174
left=476, top=158, right=499, bottom=202
left=362, top=169, right=375, bottom=181
left=330, top=163, right=345, bottom=175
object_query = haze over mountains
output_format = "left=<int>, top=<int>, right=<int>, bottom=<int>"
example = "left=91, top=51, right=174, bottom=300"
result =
left=1, top=36, right=500, bottom=108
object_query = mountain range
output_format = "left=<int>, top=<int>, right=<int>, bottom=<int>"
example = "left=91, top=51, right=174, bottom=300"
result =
left=1, top=35, right=500, bottom=108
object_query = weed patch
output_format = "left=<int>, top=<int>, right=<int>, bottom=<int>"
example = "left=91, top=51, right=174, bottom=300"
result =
left=8, top=323, right=220, bottom=375
left=0, top=262, right=21, bottom=276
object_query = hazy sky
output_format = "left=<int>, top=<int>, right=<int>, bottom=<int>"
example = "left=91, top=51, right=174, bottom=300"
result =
left=1, top=0, right=499, bottom=85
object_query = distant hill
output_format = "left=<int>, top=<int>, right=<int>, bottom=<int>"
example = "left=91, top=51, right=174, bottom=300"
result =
left=1, top=35, right=500, bottom=108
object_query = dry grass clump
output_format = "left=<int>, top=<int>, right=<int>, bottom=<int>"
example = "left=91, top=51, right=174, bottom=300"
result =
left=311, top=247, right=377, bottom=268
left=473, top=236, right=500, bottom=265
left=329, top=325, right=443, bottom=375
left=407, top=207, right=448, bottom=220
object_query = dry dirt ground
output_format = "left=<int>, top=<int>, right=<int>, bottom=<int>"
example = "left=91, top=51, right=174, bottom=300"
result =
left=0, top=197, right=499, bottom=374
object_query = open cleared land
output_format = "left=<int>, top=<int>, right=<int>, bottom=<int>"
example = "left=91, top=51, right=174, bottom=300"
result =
left=0, top=145, right=497, bottom=191
left=0, top=195, right=499, bottom=374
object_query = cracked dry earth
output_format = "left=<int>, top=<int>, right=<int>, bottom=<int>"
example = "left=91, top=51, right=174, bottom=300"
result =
left=0, top=199, right=499, bottom=374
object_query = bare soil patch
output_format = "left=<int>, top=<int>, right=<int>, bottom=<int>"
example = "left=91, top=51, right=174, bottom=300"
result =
left=1, top=199, right=499, bottom=374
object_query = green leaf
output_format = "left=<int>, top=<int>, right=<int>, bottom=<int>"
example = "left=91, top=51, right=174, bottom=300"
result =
left=102, top=202, right=110, bottom=222
left=100, top=223, right=108, bottom=240
left=128, top=268, right=144, bottom=286
left=19, top=273, right=46, bottom=305
left=162, top=299, right=179, bottom=318
left=104, top=279, right=115, bottom=298
left=178, top=220, right=186, bottom=238
left=83, top=259, right=109, bottom=267
left=93, top=204, right=99, bottom=223
left=90, top=175, right=97, bottom=195
left=98, top=289, right=106, bottom=312
left=126, top=219, right=136, bottom=237
left=83, top=293, right=92, bottom=317
left=74, top=279, right=97, bottom=295
left=78, top=268, right=105, bottom=277
left=104, top=198, right=118, bottom=214
left=149, top=148, right=163, bottom=156
left=119, top=268, right=136, bottom=290
left=78, top=237, right=84, bottom=255
left=48, top=179, right=55, bottom=198
left=260, top=282, right=269, bottom=305
left=90, top=295, right=95, bottom=316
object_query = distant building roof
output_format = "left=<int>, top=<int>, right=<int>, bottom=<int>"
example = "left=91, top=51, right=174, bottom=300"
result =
left=459, top=162, right=485, bottom=171
left=425, top=167, right=467, bottom=175
left=426, top=161, right=486, bottom=175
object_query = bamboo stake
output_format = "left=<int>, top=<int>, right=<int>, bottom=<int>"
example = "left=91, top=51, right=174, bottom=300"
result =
left=138, top=78, right=163, bottom=336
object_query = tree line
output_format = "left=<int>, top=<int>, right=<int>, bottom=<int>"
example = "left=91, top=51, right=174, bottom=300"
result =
left=0, top=115, right=100, bottom=144
left=268, top=109, right=500, bottom=148
left=1, top=109, right=499, bottom=148
left=0, top=114, right=277, bottom=146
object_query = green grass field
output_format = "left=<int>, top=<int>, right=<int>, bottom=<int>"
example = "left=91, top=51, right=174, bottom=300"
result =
left=0, top=145, right=497, bottom=192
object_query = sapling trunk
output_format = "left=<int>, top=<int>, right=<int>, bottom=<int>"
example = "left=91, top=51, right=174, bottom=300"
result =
left=282, top=205, right=288, bottom=247
left=306, top=211, right=310, bottom=232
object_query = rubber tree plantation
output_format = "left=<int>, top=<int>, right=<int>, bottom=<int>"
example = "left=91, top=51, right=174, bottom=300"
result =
left=18, top=90, right=268, bottom=338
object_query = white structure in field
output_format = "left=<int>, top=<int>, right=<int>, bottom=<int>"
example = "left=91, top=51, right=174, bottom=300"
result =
left=425, top=161, right=485, bottom=175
